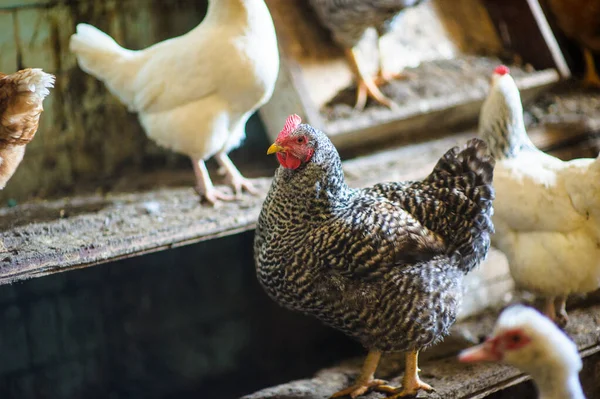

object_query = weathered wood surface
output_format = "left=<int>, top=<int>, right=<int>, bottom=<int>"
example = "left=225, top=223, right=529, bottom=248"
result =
left=0, top=132, right=477, bottom=286
left=241, top=303, right=600, bottom=399
left=0, top=0, right=209, bottom=203
left=1, top=122, right=597, bottom=315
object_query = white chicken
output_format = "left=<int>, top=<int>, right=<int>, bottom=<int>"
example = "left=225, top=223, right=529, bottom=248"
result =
left=69, top=0, right=280, bottom=204
left=459, top=305, right=586, bottom=399
left=478, top=65, right=600, bottom=326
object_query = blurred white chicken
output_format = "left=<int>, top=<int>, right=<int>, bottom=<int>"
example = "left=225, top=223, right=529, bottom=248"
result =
left=69, top=0, right=280, bottom=204
left=478, top=65, right=600, bottom=326
left=459, top=305, right=585, bottom=399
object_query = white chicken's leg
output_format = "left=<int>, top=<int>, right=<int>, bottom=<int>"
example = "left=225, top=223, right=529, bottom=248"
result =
left=554, top=296, right=569, bottom=327
left=191, top=157, right=233, bottom=205
left=215, top=152, right=257, bottom=198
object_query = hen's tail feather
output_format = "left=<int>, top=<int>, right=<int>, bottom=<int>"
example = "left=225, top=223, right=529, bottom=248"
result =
left=427, top=138, right=496, bottom=273
left=69, top=23, right=137, bottom=107
left=5, top=69, right=55, bottom=100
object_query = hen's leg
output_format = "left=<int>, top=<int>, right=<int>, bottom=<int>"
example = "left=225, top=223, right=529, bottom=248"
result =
left=330, top=351, right=395, bottom=398
left=554, top=296, right=569, bottom=327
left=374, top=36, right=414, bottom=85
left=345, top=48, right=397, bottom=111
left=582, top=48, right=600, bottom=89
left=191, top=157, right=233, bottom=205
left=544, top=296, right=557, bottom=322
left=215, top=152, right=257, bottom=198
left=388, top=350, right=434, bottom=398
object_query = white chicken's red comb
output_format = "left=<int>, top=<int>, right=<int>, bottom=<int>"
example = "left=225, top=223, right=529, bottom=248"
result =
left=494, top=65, right=510, bottom=76
left=278, top=114, right=302, bottom=139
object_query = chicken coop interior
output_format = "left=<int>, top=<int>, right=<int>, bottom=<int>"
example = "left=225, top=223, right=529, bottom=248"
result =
left=1, top=0, right=600, bottom=398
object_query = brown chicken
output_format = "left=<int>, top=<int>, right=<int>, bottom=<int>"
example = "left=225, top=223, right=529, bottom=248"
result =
left=546, top=0, right=600, bottom=88
left=0, top=68, right=55, bottom=189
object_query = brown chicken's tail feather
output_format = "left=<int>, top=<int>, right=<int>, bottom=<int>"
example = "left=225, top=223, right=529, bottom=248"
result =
left=10, top=69, right=55, bottom=100
left=427, top=138, right=496, bottom=273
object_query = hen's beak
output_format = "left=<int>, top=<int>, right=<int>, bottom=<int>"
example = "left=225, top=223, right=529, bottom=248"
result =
left=267, top=143, right=285, bottom=155
left=458, top=341, right=501, bottom=363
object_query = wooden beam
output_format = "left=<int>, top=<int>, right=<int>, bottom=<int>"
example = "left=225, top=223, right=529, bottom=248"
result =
left=241, top=303, right=600, bottom=399
left=481, top=0, right=571, bottom=78
left=0, top=122, right=596, bottom=286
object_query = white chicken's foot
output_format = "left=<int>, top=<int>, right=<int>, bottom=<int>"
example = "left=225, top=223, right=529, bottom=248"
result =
left=215, top=152, right=257, bottom=198
left=191, top=158, right=233, bottom=206
left=554, top=296, right=569, bottom=327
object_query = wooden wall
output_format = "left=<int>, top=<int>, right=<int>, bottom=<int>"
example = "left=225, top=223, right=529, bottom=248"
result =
left=0, top=0, right=209, bottom=203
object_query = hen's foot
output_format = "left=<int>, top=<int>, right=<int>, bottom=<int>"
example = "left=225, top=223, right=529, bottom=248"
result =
left=195, top=186, right=234, bottom=206
left=387, top=377, right=435, bottom=398
left=385, top=349, right=435, bottom=398
left=355, top=77, right=398, bottom=111
left=373, top=70, right=415, bottom=86
left=554, top=296, right=569, bottom=328
left=225, top=174, right=258, bottom=198
left=216, top=152, right=257, bottom=199
left=344, top=48, right=398, bottom=111
left=331, top=379, right=393, bottom=398
left=191, top=158, right=233, bottom=206
left=544, top=296, right=569, bottom=327
left=331, top=350, right=388, bottom=398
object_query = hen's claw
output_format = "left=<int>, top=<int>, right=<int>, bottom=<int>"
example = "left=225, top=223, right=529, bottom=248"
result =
left=330, top=379, right=390, bottom=398
left=216, top=152, right=256, bottom=198
left=355, top=80, right=398, bottom=111
left=196, top=186, right=234, bottom=206
left=387, top=378, right=434, bottom=398
left=554, top=296, right=569, bottom=328
left=384, top=349, right=435, bottom=398
left=373, top=70, right=415, bottom=86
left=226, top=175, right=258, bottom=198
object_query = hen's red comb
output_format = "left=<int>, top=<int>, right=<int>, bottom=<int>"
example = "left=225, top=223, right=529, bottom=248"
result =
left=494, top=65, right=510, bottom=76
left=278, top=114, right=302, bottom=140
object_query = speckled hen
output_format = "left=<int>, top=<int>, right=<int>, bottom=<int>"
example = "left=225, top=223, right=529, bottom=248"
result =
left=254, top=115, right=495, bottom=398
left=309, top=0, right=428, bottom=110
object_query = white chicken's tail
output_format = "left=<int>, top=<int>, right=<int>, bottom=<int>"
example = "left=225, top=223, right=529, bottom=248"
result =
left=9, top=69, right=55, bottom=100
left=69, top=23, right=139, bottom=107
left=70, top=24, right=131, bottom=74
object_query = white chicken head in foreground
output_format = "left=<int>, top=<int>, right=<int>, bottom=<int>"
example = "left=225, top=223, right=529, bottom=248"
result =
left=479, top=65, right=536, bottom=159
left=459, top=305, right=585, bottom=399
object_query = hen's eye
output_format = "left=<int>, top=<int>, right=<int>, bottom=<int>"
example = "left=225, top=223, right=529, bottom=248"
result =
left=297, top=137, right=304, bottom=143
left=510, top=335, right=521, bottom=343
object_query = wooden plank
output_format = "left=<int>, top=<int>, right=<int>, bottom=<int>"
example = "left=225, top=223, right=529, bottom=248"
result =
left=481, top=0, right=570, bottom=77
left=1, top=124, right=595, bottom=298
left=324, top=68, right=559, bottom=150
left=241, top=303, right=600, bottom=399
left=0, top=132, right=477, bottom=286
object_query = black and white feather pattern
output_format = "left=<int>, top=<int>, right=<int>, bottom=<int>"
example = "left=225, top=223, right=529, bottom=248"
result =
left=254, top=124, right=495, bottom=353
left=309, top=0, right=428, bottom=48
